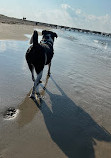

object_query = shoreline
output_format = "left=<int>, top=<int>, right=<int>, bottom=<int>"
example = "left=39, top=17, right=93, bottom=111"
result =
left=0, top=23, right=50, bottom=41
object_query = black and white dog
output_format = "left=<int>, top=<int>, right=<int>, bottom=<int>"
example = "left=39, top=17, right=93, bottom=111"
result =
left=25, top=30, right=57, bottom=98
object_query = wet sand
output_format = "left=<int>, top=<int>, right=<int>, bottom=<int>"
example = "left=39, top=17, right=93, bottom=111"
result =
left=0, top=20, right=111, bottom=158
left=0, top=23, right=50, bottom=40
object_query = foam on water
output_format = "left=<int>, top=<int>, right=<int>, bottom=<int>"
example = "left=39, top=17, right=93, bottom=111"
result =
left=53, top=29, right=111, bottom=63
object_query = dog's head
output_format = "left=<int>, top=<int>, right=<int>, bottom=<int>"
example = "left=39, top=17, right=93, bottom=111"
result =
left=42, top=30, right=58, bottom=43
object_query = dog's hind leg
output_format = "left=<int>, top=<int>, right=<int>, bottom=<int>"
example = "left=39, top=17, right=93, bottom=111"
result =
left=30, top=70, right=43, bottom=98
left=35, top=70, right=43, bottom=95
left=26, top=54, right=35, bottom=82
left=48, top=63, right=51, bottom=76
left=31, top=65, right=35, bottom=82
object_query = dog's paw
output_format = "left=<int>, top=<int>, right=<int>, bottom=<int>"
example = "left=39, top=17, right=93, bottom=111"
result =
left=36, top=92, right=41, bottom=97
left=32, top=76, right=35, bottom=82
left=29, top=93, right=35, bottom=99
left=32, top=78, right=35, bottom=82
left=39, top=80, right=42, bottom=83
left=48, top=72, right=51, bottom=77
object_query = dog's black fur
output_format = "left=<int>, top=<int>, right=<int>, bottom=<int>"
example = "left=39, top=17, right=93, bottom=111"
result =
left=25, top=30, right=57, bottom=97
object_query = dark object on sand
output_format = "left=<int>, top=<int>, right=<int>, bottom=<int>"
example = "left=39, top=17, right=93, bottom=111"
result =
left=25, top=30, right=57, bottom=98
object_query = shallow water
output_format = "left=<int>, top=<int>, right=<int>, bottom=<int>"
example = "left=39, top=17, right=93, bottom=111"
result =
left=0, top=40, right=31, bottom=112
left=0, top=30, right=111, bottom=115
left=53, top=31, right=111, bottom=109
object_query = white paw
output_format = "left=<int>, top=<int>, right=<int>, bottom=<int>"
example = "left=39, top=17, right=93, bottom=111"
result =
left=29, top=93, right=35, bottom=99
left=36, top=92, right=41, bottom=98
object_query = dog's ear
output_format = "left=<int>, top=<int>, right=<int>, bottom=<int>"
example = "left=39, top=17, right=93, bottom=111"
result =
left=53, top=32, right=58, bottom=38
left=42, top=30, right=47, bottom=35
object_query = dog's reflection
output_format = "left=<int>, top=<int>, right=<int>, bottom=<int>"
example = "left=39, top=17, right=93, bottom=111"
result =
left=17, top=74, right=50, bottom=127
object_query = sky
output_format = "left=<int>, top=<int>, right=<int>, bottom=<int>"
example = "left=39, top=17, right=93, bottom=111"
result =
left=0, top=0, right=111, bottom=33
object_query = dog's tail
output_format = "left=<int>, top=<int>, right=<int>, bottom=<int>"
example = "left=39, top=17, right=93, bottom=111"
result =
left=30, top=30, right=38, bottom=46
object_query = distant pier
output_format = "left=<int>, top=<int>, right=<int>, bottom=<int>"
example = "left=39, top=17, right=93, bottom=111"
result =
left=0, top=14, right=111, bottom=37
left=35, top=21, right=111, bottom=37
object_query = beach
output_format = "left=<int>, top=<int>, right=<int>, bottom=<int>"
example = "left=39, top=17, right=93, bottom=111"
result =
left=0, top=16, right=111, bottom=158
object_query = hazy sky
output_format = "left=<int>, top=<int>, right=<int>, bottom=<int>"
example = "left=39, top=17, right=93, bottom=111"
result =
left=0, top=0, right=111, bottom=32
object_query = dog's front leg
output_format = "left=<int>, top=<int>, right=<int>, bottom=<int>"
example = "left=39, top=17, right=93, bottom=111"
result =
left=48, top=63, right=51, bottom=76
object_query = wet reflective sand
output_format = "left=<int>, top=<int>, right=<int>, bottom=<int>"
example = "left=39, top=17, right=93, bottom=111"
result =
left=0, top=30, right=111, bottom=158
